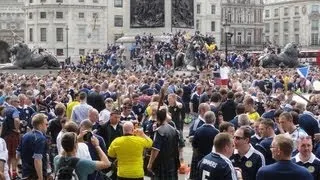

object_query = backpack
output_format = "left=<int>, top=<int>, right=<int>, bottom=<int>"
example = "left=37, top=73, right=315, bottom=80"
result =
left=55, top=157, right=80, bottom=180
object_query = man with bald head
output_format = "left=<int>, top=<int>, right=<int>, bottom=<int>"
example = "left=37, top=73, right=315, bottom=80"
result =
left=88, top=108, right=99, bottom=130
left=189, top=103, right=210, bottom=138
left=108, top=121, right=152, bottom=179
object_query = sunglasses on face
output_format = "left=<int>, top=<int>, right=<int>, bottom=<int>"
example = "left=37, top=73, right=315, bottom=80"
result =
left=233, top=136, right=245, bottom=140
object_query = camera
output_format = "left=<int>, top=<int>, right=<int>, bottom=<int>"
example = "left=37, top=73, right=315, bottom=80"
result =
left=83, top=131, right=93, bottom=142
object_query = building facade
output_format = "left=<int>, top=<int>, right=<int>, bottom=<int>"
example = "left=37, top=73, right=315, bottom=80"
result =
left=24, top=0, right=107, bottom=60
left=220, top=0, right=264, bottom=50
left=195, top=0, right=222, bottom=47
left=0, top=0, right=24, bottom=46
left=264, top=0, right=320, bottom=49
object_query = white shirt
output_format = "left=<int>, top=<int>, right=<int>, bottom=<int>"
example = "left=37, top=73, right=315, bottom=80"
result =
left=220, top=66, right=230, bottom=79
left=99, top=109, right=111, bottom=123
left=56, top=131, right=92, bottom=160
left=0, top=138, right=10, bottom=180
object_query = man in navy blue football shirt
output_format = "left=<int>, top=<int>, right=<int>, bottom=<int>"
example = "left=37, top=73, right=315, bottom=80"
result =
left=190, top=111, right=219, bottom=179
left=256, top=134, right=313, bottom=180
left=256, top=118, right=276, bottom=165
left=198, top=133, right=238, bottom=180
left=231, top=127, right=265, bottom=180
left=292, top=136, right=320, bottom=180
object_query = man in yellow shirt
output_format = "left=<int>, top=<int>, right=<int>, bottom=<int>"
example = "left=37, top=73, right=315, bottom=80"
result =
left=108, top=121, right=153, bottom=179
left=66, top=92, right=80, bottom=119
left=244, top=97, right=260, bottom=122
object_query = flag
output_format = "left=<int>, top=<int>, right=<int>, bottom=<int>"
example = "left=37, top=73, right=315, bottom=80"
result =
left=296, top=66, right=310, bottom=78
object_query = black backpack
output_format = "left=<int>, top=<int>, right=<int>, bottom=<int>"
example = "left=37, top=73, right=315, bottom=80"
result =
left=55, top=157, right=80, bottom=180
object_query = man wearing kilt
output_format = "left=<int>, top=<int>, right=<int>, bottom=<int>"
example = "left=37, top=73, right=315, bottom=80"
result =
left=147, top=108, right=180, bottom=180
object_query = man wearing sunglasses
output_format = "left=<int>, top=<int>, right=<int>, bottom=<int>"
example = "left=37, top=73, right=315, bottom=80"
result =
left=257, top=134, right=312, bottom=180
left=230, top=126, right=265, bottom=180
left=292, top=136, right=320, bottom=180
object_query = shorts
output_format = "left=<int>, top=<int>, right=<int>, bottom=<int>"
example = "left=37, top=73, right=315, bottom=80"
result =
left=221, top=79, right=229, bottom=86
left=3, top=131, right=20, bottom=158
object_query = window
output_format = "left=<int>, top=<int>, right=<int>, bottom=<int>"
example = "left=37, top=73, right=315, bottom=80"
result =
left=114, top=15, right=123, bottom=27
left=56, top=0, right=63, bottom=3
left=79, top=0, right=84, bottom=2
left=294, top=6, right=299, bottom=15
left=274, top=8, right=279, bottom=17
left=312, top=20, right=319, bottom=31
left=29, top=12, right=32, bottom=19
left=29, top=28, right=33, bottom=42
left=196, top=19, right=200, bottom=30
left=41, top=0, right=46, bottom=2
left=265, top=10, right=270, bottom=18
left=114, top=34, right=123, bottom=42
left=40, top=28, right=47, bottom=42
left=227, top=11, right=232, bottom=23
left=56, top=12, right=63, bottom=19
left=93, top=49, right=99, bottom=54
left=93, top=0, right=98, bottom=3
left=312, top=5, right=319, bottom=13
left=274, top=22, right=279, bottom=33
left=114, top=0, right=123, bottom=7
left=78, top=27, right=86, bottom=43
left=295, top=34, right=299, bottom=44
left=237, top=32, right=242, bottom=44
left=274, top=35, right=279, bottom=44
left=79, top=12, right=84, bottom=18
left=294, top=20, right=299, bottom=31
left=56, top=49, right=64, bottom=56
left=29, top=0, right=33, bottom=3
left=79, top=49, right=85, bottom=55
left=265, top=36, right=269, bottom=42
left=211, top=21, right=215, bottom=31
left=56, top=28, right=63, bottom=42
left=197, top=4, right=201, bottom=14
left=40, top=12, right=46, bottom=19
left=283, top=21, right=289, bottom=32
left=265, top=23, right=270, bottom=33
left=284, top=7, right=289, bottom=16
left=247, top=32, right=252, bottom=44
left=211, top=5, right=216, bottom=14
left=93, top=13, right=98, bottom=19
left=284, top=34, right=289, bottom=45
left=311, top=33, right=319, bottom=45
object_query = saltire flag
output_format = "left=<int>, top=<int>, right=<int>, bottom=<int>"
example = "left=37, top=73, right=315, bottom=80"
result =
left=296, top=66, right=310, bottom=78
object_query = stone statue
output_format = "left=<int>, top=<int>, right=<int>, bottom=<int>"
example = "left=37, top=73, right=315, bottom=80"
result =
left=0, top=42, right=60, bottom=69
left=174, top=32, right=206, bottom=71
left=0, top=41, right=11, bottom=64
left=259, top=43, right=300, bottom=68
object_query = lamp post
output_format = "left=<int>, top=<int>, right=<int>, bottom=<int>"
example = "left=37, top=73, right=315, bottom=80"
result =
left=66, top=26, right=69, bottom=60
left=223, top=18, right=231, bottom=63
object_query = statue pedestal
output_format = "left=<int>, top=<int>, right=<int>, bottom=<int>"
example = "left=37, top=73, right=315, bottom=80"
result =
left=117, top=0, right=195, bottom=43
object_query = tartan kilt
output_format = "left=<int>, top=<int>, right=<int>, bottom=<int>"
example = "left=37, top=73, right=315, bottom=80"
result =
left=152, top=159, right=178, bottom=180
left=189, top=151, right=202, bottom=179
left=3, top=131, right=20, bottom=158
left=152, top=172, right=178, bottom=180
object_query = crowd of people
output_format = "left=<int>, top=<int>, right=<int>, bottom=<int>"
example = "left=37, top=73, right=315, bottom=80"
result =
left=69, top=31, right=259, bottom=74
left=0, top=32, right=319, bottom=180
